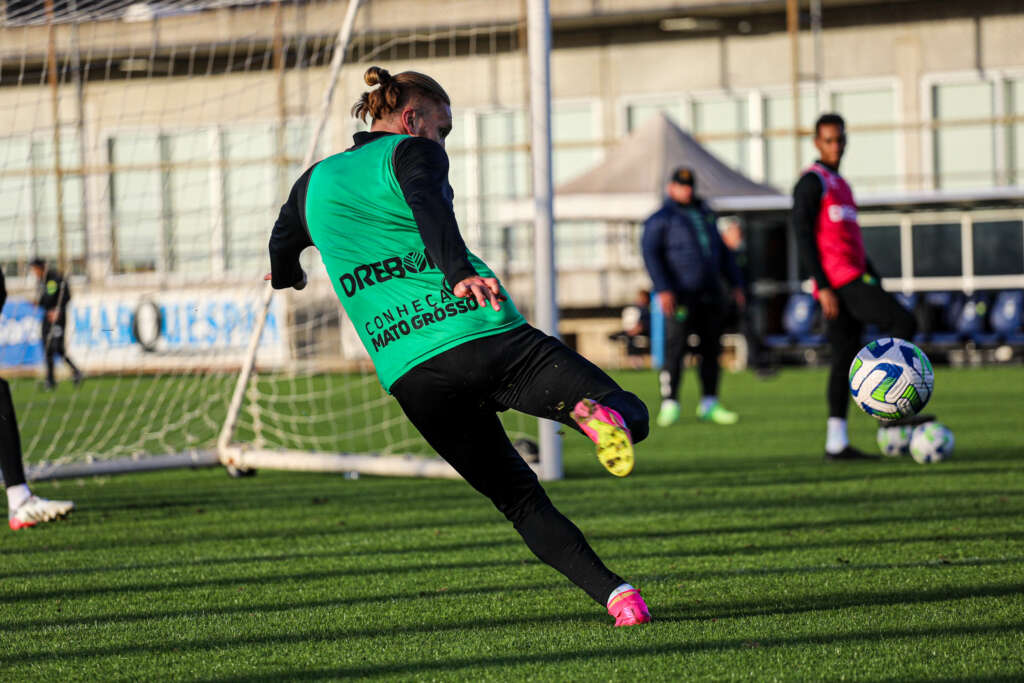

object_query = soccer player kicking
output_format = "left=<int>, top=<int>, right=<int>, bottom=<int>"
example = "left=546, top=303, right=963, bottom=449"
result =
left=0, top=266, right=75, bottom=529
left=791, top=113, right=918, bottom=461
left=267, top=67, right=651, bottom=627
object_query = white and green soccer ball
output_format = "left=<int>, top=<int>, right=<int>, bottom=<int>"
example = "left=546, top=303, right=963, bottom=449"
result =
left=909, top=422, right=955, bottom=464
left=876, top=424, right=913, bottom=457
left=849, top=338, right=934, bottom=423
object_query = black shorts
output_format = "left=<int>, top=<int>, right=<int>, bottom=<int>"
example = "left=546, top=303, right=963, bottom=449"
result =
left=389, top=324, right=648, bottom=519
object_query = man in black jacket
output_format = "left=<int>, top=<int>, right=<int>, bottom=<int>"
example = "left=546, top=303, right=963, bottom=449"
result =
left=1, top=266, right=75, bottom=529
left=29, top=258, right=83, bottom=390
left=641, top=167, right=745, bottom=427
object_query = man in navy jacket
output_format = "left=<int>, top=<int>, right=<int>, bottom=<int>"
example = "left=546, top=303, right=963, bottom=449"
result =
left=642, top=167, right=745, bottom=428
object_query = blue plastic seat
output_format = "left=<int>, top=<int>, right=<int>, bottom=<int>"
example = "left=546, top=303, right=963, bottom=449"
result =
left=765, top=293, right=825, bottom=348
left=926, top=291, right=965, bottom=346
left=988, top=290, right=1024, bottom=345
left=957, top=292, right=992, bottom=343
left=895, top=292, right=918, bottom=312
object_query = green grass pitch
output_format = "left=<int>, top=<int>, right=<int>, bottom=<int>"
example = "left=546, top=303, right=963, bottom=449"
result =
left=2, top=366, right=1023, bottom=680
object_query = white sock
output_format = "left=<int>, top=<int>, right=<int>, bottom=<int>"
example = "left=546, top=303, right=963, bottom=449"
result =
left=699, top=396, right=717, bottom=413
left=826, top=418, right=849, bottom=454
left=607, top=582, right=635, bottom=606
left=6, top=484, right=32, bottom=512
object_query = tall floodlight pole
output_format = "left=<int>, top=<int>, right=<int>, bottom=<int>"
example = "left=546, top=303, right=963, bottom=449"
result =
left=527, top=0, right=562, bottom=481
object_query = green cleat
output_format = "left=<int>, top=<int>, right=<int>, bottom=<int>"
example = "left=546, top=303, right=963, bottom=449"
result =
left=696, top=401, right=739, bottom=425
left=656, top=400, right=680, bottom=427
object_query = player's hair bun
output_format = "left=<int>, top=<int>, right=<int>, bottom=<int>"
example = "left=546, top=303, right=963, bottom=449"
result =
left=364, top=66, right=391, bottom=87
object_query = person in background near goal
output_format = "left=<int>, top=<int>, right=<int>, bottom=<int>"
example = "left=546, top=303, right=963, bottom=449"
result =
left=0, top=266, right=75, bottom=529
left=792, top=113, right=919, bottom=462
left=266, top=66, right=652, bottom=627
left=29, top=258, right=83, bottom=391
left=642, top=166, right=745, bottom=428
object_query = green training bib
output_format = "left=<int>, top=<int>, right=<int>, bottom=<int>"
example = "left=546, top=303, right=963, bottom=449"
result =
left=304, top=134, right=525, bottom=391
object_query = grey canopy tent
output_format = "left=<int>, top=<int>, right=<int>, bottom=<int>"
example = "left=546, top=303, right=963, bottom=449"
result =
left=547, top=112, right=787, bottom=220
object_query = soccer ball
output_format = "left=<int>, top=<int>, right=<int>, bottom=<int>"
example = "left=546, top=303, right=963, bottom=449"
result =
left=876, top=424, right=912, bottom=457
left=849, top=338, right=934, bottom=423
left=909, top=422, right=954, bottom=464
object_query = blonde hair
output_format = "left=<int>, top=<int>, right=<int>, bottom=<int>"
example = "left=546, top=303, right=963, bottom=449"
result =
left=351, top=66, right=451, bottom=123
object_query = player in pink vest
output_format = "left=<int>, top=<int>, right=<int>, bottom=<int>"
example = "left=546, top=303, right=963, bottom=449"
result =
left=791, top=113, right=917, bottom=461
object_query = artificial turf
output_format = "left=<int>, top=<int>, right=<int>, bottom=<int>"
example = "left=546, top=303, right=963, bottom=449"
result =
left=2, top=365, right=1023, bottom=681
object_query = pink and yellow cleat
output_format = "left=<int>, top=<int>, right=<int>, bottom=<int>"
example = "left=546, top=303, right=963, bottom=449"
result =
left=571, top=399, right=634, bottom=477
left=607, top=589, right=651, bottom=627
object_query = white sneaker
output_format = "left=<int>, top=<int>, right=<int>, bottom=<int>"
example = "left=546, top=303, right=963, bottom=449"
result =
left=9, top=495, right=75, bottom=530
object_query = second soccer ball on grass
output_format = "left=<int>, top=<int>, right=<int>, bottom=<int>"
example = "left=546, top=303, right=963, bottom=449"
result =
left=876, top=424, right=913, bottom=457
left=909, top=422, right=955, bottom=464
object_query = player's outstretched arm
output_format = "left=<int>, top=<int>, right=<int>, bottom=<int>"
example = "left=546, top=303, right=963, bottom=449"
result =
left=393, top=137, right=480, bottom=288
left=268, top=166, right=316, bottom=290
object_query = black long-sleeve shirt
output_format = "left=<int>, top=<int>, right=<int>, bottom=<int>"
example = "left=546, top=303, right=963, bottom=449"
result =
left=37, top=269, right=71, bottom=316
left=791, top=160, right=877, bottom=291
left=269, top=131, right=476, bottom=291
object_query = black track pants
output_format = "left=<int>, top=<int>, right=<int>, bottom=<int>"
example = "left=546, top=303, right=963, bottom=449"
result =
left=0, top=377, right=27, bottom=487
left=390, top=324, right=649, bottom=605
left=826, top=278, right=918, bottom=418
left=660, top=292, right=726, bottom=401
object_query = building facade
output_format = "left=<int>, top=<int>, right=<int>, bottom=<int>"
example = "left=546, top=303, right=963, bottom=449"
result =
left=0, top=0, right=1021, bottom=312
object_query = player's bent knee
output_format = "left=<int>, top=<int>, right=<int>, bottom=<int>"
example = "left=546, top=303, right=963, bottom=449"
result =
left=606, top=390, right=649, bottom=443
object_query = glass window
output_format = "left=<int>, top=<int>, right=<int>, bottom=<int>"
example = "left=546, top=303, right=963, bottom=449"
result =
left=552, top=102, right=600, bottom=185
left=23, top=135, right=86, bottom=275
left=0, top=137, right=33, bottom=275
left=110, top=132, right=162, bottom=273
left=973, top=220, right=1023, bottom=276
left=912, top=222, right=961, bottom=277
left=1008, top=79, right=1024, bottom=185
left=224, top=125, right=276, bottom=274
left=862, top=225, right=902, bottom=278
left=445, top=111, right=474, bottom=231
left=625, top=99, right=684, bottom=132
left=557, top=221, right=605, bottom=268
left=932, top=82, right=995, bottom=189
left=831, top=89, right=898, bottom=194
left=478, top=110, right=529, bottom=222
left=692, top=96, right=749, bottom=173
left=284, top=120, right=311, bottom=175
left=165, top=130, right=215, bottom=275
left=762, top=93, right=817, bottom=190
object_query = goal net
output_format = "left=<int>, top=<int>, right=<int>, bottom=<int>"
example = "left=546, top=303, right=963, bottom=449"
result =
left=0, top=0, right=557, bottom=481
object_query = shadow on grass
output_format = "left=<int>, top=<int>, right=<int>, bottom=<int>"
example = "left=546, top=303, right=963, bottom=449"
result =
left=6, top=528, right=1015, bottom=606
left=4, top=502, right=1022, bottom=572
left=657, top=581, right=1024, bottom=622
left=5, top=556, right=1022, bottom=636
left=202, top=619, right=1024, bottom=682
left=5, top=609, right=1023, bottom=677
left=0, top=554, right=556, bottom=606
left=4, top=500, right=1023, bottom=589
